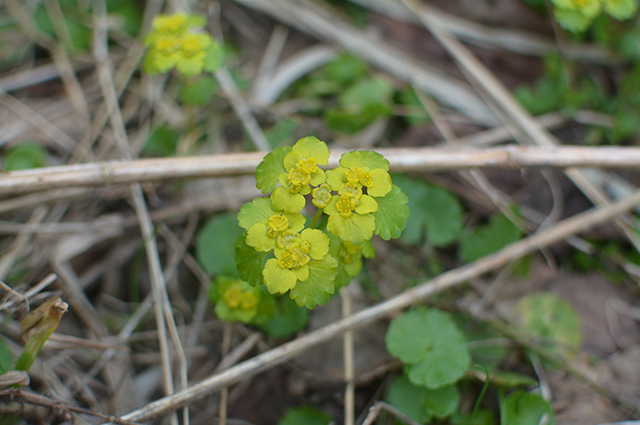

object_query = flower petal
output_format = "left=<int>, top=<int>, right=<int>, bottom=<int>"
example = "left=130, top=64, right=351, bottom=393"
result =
left=286, top=213, right=307, bottom=233
left=271, top=187, right=305, bottom=213
left=340, top=151, right=389, bottom=171
left=237, top=197, right=277, bottom=230
left=301, top=228, right=330, bottom=259
left=355, top=195, right=379, bottom=214
left=246, top=223, right=275, bottom=252
left=293, top=137, right=330, bottom=164
left=324, top=196, right=340, bottom=216
left=367, top=169, right=392, bottom=197
left=293, top=265, right=310, bottom=281
left=326, top=167, right=347, bottom=190
left=309, top=169, right=327, bottom=187
left=283, top=151, right=303, bottom=171
left=263, top=259, right=297, bottom=294
left=327, top=213, right=375, bottom=245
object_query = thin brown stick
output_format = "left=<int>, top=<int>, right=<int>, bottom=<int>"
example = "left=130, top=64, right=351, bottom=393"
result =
left=0, top=389, right=143, bottom=425
left=4, top=145, right=640, bottom=195
left=114, top=188, right=640, bottom=423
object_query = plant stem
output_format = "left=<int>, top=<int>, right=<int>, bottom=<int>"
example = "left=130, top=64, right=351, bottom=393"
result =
left=309, top=207, right=324, bottom=229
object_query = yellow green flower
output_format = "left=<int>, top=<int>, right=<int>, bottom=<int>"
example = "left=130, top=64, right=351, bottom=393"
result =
left=326, top=151, right=392, bottom=199
left=270, top=137, right=330, bottom=213
left=209, top=277, right=271, bottom=324
left=263, top=229, right=330, bottom=294
left=312, top=183, right=333, bottom=209
left=552, top=0, right=602, bottom=18
left=238, top=197, right=306, bottom=252
left=602, top=0, right=637, bottom=19
left=144, top=13, right=221, bottom=77
left=325, top=193, right=378, bottom=245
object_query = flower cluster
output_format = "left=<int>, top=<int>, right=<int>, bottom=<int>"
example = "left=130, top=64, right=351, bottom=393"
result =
left=551, top=0, right=637, bottom=32
left=208, top=276, right=274, bottom=324
left=143, top=13, right=222, bottom=76
left=236, top=137, right=409, bottom=309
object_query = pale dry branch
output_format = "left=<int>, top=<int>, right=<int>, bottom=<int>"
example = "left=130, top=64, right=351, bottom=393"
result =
left=3, top=146, right=640, bottom=195
left=113, top=188, right=640, bottom=423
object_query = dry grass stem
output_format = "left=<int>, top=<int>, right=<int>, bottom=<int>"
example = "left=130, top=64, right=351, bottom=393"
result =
left=5, top=145, right=640, bottom=195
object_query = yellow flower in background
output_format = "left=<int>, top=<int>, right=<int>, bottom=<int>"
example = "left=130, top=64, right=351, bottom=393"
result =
left=143, top=13, right=223, bottom=77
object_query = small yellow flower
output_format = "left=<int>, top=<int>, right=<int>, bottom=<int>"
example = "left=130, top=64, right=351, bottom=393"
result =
left=263, top=229, right=330, bottom=294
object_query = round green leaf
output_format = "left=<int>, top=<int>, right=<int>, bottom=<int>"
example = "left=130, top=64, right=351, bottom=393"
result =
left=386, top=375, right=431, bottom=424
left=255, top=146, right=291, bottom=193
left=289, top=254, right=337, bottom=309
left=500, top=390, right=554, bottom=425
left=235, top=234, right=267, bottom=287
left=196, top=214, right=244, bottom=276
left=179, top=76, right=217, bottom=106
left=515, top=292, right=582, bottom=353
left=386, top=308, right=470, bottom=389
left=372, top=185, right=410, bottom=240
left=424, top=384, right=460, bottom=418
left=260, top=296, right=309, bottom=338
left=4, top=143, right=48, bottom=171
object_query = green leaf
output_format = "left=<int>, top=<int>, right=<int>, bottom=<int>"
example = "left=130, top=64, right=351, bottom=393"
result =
left=515, top=292, right=582, bottom=353
left=196, top=214, right=244, bottom=277
left=515, top=78, right=564, bottom=116
left=235, top=234, right=268, bottom=287
left=459, top=209, right=523, bottom=263
left=398, top=87, right=431, bottom=126
left=289, top=255, right=338, bottom=309
left=325, top=76, right=394, bottom=133
left=424, top=384, right=460, bottom=418
left=553, top=8, right=593, bottom=33
left=255, top=146, right=292, bottom=193
left=203, top=42, right=225, bottom=72
left=392, top=175, right=463, bottom=246
left=179, top=76, right=217, bottom=106
left=260, top=296, right=309, bottom=338
left=450, top=409, right=495, bottom=425
left=340, top=150, right=390, bottom=171
left=237, top=197, right=275, bottom=231
left=106, top=0, right=143, bottom=37
left=34, top=4, right=92, bottom=51
left=323, top=55, right=368, bottom=85
left=143, top=124, right=178, bottom=157
left=500, top=390, right=555, bottom=425
left=0, top=336, right=14, bottom=374
left=4, top=143, right=48, bottom=171
left=603, top=0, right=637, bottom=20
left=278, top=406, right=331, bottom=425
left=266, top=119, right=299, bottom=148
left=372, top=185, right=410, bottom=240
left=386, top=308, right=470, bottom=389
left=338, top=76, right=394, bottom=111
left=386, top=375, right=460, bottom=423
left=386, top=375, right=431, bottom=424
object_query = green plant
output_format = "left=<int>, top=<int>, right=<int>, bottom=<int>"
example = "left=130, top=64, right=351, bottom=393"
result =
left=143, top=13, right=223, bottom=77
left=384, top=307, right=559, bottom=424
left=551, top=0, right=638, bottom=33
left=278, top=405, right=332, bottom=425
left=3, top=143, right=48, bottom=171
left=514, top=292, right=582, bottom=356
left=236, top=136, right=409, bottom=308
